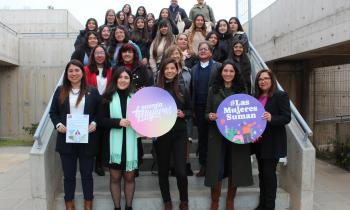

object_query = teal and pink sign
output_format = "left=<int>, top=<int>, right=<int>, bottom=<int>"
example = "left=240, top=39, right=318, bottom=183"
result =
left=216, top=94, right=266, bottom=144
left=127, top=87, right=177, bottom=137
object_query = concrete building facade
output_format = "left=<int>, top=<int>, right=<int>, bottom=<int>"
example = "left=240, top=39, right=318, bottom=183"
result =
left=0, top=9, right=81, bottom=139
left=246, top=0, right=350, bottom=148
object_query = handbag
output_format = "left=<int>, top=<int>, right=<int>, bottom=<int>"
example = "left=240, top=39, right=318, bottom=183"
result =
left=177, top=12, right=185, bottom=33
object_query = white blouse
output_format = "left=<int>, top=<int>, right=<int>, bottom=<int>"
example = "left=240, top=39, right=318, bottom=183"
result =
left=69, top=89, right=85, bottom=114
left=96, top=68, right=107, bottom=95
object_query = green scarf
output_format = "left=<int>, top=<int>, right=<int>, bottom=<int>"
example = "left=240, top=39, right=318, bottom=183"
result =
left=109, top=92, right=138, bottom=171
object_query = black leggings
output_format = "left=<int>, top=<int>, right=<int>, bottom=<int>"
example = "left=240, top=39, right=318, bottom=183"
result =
left=155, top=126, right=188, bottom=202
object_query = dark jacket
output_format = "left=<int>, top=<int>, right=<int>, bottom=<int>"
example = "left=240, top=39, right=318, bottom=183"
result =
left=216, top=34, right=232, bottom=62
left=74, top=30, right=86, bottom=50
left=252, top=90, right=291, bottom=159
left=190, top=61, right=221, bottom=107
left=49, top=86, right=101, bottom=156
left=168, top=5, right=188, bottom=22
left=184, top=54, right=198, bottom=69
left=228, top=54, right=252, bottom=94
left=119, top=63, right=153, bottom=90
left=97, top=92, right=129, bottom=166
left=71, top=47, right=90, bottom=66
left=204, top=87, right=253, bottom=187
left=129, top=29, right=151, bottom=59
left=161, top=80, right=192, bottom=130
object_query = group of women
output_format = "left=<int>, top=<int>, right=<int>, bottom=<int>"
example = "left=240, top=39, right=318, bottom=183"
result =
left=50, top=1, right=291, bottom=210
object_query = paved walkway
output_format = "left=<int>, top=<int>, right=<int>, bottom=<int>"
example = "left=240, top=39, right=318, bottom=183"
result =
left=0, top=146, right=349, bottom=210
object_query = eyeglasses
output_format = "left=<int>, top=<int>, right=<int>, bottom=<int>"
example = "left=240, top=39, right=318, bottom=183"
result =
left=94, top=52, right=105, bottom=56
left=198, top=48, right=209, bottom=52
left=258, top=77, right=271, bottom=82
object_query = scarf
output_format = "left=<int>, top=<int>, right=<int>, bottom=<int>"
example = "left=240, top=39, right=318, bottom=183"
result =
left=109, top=92, right=138, bottom=171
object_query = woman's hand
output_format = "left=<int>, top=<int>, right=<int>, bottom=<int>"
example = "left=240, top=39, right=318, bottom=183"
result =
left=177, top=109, right=185, bottom=118
left=119, top=119, right=131, bottom=127
left=57, top=124, right=67, bottom=134
left=262, top=111, right=272, bottom=122
left=141, top=58, right=148, bottom=65
left=208, top=112, right=217, bottom=121
left=88, top=123, right=96, bottom=133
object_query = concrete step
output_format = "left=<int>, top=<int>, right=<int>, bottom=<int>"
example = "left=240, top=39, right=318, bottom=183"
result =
left=55, top=173, right=289, bottom=210
left=141, top=138, right=198, bottom=155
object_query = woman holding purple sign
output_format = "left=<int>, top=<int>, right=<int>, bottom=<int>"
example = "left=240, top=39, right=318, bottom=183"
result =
left=155, top=58, right=190, bottom=210
left=205, top=61, right=253, bottom=210
left=98, top=67, right=137, bottom=210
left=252, top=69, right=291, bottom=210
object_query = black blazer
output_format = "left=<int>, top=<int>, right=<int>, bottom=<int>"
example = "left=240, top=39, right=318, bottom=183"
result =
left=49, top=86, right=101, bottom=156
left=252, top=90, right=291, bottom=159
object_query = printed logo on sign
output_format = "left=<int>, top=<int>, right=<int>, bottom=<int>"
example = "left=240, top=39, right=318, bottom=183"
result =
left=132, top=103, right=173, bottom=122
left=127, top=87, right=178, bottom=137
left=216, top=94, right=267, bottom=144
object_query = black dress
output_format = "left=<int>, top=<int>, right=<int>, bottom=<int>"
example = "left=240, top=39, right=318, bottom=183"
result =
left=98, top=90, right=130, bottom=170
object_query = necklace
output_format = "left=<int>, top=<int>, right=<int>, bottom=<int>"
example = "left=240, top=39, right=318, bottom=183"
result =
left=71, top=89, right=80, bottom=95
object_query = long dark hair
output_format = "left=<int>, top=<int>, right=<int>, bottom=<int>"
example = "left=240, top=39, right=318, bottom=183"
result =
left=254, top=69, right=278, bottom=98
left=116, top=11, right=128, bottom=26
left=116, top=43, right=140, bottom=69
left=158, top=8, right=170, bottom=19
left=104, top=9, right=117, bottom=26
left=130, top=16, right=149, bottom=43
left=98, top=25, right=110, bottom=40
left=87, top=45, right=110, bottom=77
left=228, top=40, right=248, bottom=62
left=229, top=17, right=244, bottom=32
left=205, top=31, right=220, bottom=47
left=59, top=59, right=88, bottom=106
left=211, top=60, right=246, bottom=94
left=157, top=58, right=183, bottom=102
left=122, top=4, right=132, bottom=17
left=103, top=66, right=134, bottom=103
left=152, top=19, right=174, bottom=60
left=108, top=26, right=129, bottom=57
left=215, top=19, right=232, bottom=39
left=84, top=18, right=98, bottom=32
left=84, top=31, right=100, bottom=57
left=135, top=6, right=147, bottom=18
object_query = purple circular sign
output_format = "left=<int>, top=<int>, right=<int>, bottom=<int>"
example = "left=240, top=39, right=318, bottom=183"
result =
left=127, top=87, right=177, bottom=138
left=216, top=94, right=267, bottom=144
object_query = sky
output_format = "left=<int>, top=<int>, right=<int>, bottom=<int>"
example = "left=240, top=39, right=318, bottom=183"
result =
left=0, top=0, right=276, bottom=26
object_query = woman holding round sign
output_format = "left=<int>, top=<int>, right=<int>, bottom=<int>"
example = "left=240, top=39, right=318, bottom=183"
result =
left=155, top=58, right=191, bottom=210
left=252, top=69, right=291, bottom=210
left=97, top=67, right=137, bottom=210
left=205, top=61, right=253, bottom=210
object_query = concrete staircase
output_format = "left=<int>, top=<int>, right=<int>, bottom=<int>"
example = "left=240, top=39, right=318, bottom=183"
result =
left=54, top=138, right=290, bottom=210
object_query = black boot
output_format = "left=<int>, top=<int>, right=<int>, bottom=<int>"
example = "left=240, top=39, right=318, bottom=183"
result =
left=114, top=208, right=121, bottom=210
left=95, top=165, right=105, bottom=176
left=125, top=205, right=133, bottom=210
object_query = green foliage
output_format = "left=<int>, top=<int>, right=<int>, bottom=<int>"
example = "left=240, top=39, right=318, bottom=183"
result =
left=22, top=123, right=39, bottom=136
left=0, top=139, right=33, bottom=147
left=334, top=139, right=350, bottom=170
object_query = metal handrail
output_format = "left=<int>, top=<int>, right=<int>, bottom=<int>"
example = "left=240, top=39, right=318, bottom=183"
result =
left=33, top=72, right=64, bottom=149
left=0, top=21, right=17, bottom=35
left=248, top=41, right=313, bottom=139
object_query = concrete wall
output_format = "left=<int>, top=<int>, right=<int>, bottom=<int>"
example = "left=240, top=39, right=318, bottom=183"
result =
left=0, top=23, right=19, bottom=65
left=247, top=0, right=350, bottom=62
left=0, top=10, right=81, bottom=139
left=0, top=9, right=82, bottom=33
left=310, top=63, right=350, bottom=147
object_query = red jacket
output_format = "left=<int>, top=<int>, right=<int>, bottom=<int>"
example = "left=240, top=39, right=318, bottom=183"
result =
left=84, top=66, right=112, bottom=92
